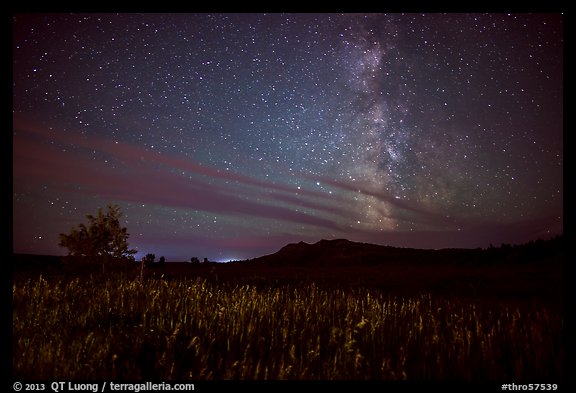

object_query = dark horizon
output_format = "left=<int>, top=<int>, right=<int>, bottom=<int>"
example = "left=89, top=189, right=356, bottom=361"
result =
left=13, top=232, right=563, bottom=264
left=13, top=13, right=563, bottom=262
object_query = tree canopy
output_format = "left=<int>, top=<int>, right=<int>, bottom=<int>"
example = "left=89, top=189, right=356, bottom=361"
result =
left=59, top=204, right=137, bottom=262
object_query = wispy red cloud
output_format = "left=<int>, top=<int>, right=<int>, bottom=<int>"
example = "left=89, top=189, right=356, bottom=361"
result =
left=14, top=117, right=559, bottom=258
left=13, top=118, right=346, bottom=232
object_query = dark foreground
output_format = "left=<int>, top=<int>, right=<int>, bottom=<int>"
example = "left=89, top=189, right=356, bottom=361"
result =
left=12, top=240, right=564, bottom=381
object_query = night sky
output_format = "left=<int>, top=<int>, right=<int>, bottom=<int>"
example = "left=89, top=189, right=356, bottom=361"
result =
left=13, top=13, right=563, bottom=262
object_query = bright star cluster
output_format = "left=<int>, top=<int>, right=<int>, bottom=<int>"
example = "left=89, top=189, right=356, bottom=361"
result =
left=13, top=13, right=563, bottom=261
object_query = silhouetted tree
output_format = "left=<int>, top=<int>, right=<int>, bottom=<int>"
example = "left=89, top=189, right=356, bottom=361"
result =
left=190, top=257, right=200, bottom=265
left=58, top=204, right=136, bottom=271
left=143, top=253, right=155, bottom=266
left=158, top=256, right=165, bottom=265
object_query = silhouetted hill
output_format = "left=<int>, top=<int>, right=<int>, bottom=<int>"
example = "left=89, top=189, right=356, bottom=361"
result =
left=249, top=238, right=418, bottom=266
left=245, top=236, right=563, bottom=267
left=12, top=235, right=563, bottom=301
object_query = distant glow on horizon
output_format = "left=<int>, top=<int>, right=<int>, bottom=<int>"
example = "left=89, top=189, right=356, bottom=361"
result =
left=215, top=257, right=242, bottom=263
left=13, top=13, right=563, bottom=260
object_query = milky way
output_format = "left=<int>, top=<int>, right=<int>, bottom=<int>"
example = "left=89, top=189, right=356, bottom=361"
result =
left=13, top=13, right=563, bottom=261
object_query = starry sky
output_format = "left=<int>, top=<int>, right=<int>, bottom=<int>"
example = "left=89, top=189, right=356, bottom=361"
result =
left=13, top=13, right=563, bottom=262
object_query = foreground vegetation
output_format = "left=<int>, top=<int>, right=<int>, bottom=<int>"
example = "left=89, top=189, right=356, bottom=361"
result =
left=13, top=274, right=563, bottom=380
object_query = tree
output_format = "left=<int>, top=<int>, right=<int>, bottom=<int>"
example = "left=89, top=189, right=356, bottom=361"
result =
left=143, top=253, right=156, bottom=266
left=139, top=253, right=155, bottom=280
left=59, top=204, right=137, bottom=270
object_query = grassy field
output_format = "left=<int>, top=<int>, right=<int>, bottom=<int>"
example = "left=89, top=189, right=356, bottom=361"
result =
left=12, top=273, right=563, bottom=380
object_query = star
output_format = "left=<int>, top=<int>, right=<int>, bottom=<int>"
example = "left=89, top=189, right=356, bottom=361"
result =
left=13, top=13, right=563, bottom=260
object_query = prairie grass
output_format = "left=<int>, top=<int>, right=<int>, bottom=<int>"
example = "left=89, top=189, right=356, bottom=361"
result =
left=13, top=275, right=563, bottom=380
